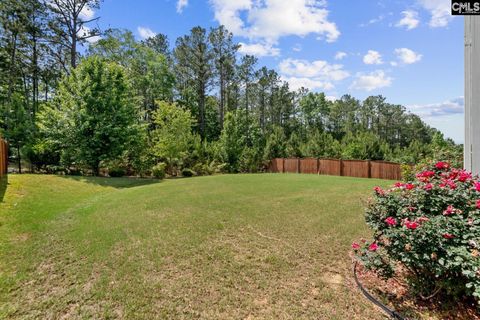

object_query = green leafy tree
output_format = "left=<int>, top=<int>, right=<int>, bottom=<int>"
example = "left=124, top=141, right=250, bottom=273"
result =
left=2, top=93, right=33, bottom=173
left=42, top=56, right=139, bottom=175
left=152, top=101, right=194, bottom=174
left=263, top=126, right=286, bottom=161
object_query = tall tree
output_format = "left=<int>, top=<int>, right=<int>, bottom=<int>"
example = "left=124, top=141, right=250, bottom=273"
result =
left=174, top=26, right=213, bottom=139
left=143, top=33, right=170, bottom=57
left=209, top=26, right=239, bottom=128
left=46, top=0, right=101, bottom=69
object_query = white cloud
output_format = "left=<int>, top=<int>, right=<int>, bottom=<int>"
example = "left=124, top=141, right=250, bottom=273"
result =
left=359, top=14, right=385, bottom=27
left=282, top=76, right=334, bottom=91
left=238, top=42, right=280, bottom=57
left=137, top=26, right=156, bottom=40
left=79, top=5, right=95, bottom=20
left=210, top=0, right=340, bottom=44
left=417, top=0, right=453, bottom=27
left=396, top=10, right=420, bottom=30
left=176, top=0, right=188, bottom=13
left=363, top=50, right=383, bottom=65
left=334, top=51, right=347, bottom=60
left=350, top=70, right=392, bottom=91
left=407, top=97, right=464, bottom=117
left=279, top=58, right=349, bottom=91
left=279, top=58, right=349, bottom=81
left=394, top=48, right=422, bottom=64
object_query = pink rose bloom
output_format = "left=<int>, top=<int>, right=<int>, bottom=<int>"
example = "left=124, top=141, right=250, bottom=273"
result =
left=374, top=186, right=385, bottom=196
left=443, top=205, right=455, bottom=216
left=424, top=183, right=433, bottom=191
left=475, top=182, right=480, bottom=192
left=394, top=182, right=404, bottom=188
left=476, top=200, right=480, bottom=210
left=368, top=243, right=379, bottom=251
left=352, top=242, right=360, bottom=250
left=417, top=216, right=430, bottom=223
left=440, top=179, right=456, bottom=190
left=385, top=217, right=397, bottom=226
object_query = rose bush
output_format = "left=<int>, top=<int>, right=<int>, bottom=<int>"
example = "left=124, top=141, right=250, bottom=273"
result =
left=353, top=162, right=480, bottom=301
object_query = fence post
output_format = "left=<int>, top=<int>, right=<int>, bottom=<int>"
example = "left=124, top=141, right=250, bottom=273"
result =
left=282, top=158, right=285, bottom=173
left=316, top=158, right=320, bottom=175
left=297, top=158, right=301, bottom=174
left=339, top=159, right=344, bottom=176
left=367, top=160, right=371, bottom=178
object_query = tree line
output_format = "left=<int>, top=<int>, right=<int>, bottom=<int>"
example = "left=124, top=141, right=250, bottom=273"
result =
left=0, top=0, right=459, bottom=176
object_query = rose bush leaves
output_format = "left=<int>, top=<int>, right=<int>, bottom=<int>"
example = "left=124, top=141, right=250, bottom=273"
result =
left=353, top=162, right=480, bottom=301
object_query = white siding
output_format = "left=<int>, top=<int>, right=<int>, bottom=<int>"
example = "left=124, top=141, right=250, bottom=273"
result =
left=465, top=16, right=480, bottom=174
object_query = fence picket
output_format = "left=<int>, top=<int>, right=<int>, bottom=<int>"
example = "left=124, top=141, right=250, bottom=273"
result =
left=268, top=158, right=403, bottom=180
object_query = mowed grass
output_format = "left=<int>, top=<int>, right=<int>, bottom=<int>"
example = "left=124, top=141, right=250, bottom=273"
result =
left=0, top=174, right=391, bottom=319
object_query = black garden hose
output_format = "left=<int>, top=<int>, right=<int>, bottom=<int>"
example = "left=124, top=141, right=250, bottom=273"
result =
left=353, top=261, right=406, bottom=320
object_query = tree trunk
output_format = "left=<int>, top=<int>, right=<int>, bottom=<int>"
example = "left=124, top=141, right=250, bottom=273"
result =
left=32, top=33, right=39, bottom=118
left=7, top=33, right=18, bottom=101
left=199, top=83, right=206, bottom=139
left=219, top=67, right=225, bottom=128
left=17, top=145, right=22, bottom=174
left=92, top=161, right=100, bottom=176
left=71, top=19, right=77, bottom=68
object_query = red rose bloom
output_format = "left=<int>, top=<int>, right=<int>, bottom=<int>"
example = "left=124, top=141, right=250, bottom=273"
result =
left=405, top=220, right=419, bottom=230
left=368, top=243, right=378, bottom=251
left=417, top=171, right=435, bottom=182
left=457, top=171, right=472, bottom=182
left=394, top=182, right=404, bottom=188
left=443, top=233, right=455, bottom=239
left=385, top=216, right=397, bottom=226
left=435, top=161, right=450, bottom=170
left=352, top=242, right=360, bottom=250
left=476, top=200, right=480, bottom=209
left=405, top=183, right=415, bottom=190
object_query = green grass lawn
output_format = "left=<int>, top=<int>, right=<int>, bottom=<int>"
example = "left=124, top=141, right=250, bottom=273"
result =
left=0, top=173, right=391, bottom=319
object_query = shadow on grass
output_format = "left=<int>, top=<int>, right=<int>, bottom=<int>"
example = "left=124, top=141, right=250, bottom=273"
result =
left=0, top=175, right=8, bottom=202
left=58, top=175, right=161, bottom=189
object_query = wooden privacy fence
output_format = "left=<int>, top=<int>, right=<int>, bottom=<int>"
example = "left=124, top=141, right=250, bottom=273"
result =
left=0, top=138, right=7, bottom=177
left=268, top=158, right=403, bottom=180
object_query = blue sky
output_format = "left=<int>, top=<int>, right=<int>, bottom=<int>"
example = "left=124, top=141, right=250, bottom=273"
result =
left=89, top=0, right=464, bottom=142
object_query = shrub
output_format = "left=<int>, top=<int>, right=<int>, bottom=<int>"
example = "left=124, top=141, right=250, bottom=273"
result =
left=108, top=167, right=126, bottom=177
left=400, top=163, right=415, bottom=182
left=152, top=162, right=166, bottom=179
left=45, top=165, right=66, bottom=175
left=181, top=168, right=195, bottom=177
left=353, top=162, right=480, bottom=302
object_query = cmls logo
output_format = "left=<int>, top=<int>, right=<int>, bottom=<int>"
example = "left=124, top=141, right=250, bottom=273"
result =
left=452, top=1, right=480, bottom=15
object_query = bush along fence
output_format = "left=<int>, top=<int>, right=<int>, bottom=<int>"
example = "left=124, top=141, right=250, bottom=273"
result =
left=0, top=138, right=7, bottom=177
left=268, top=158, right=403, bottom=180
